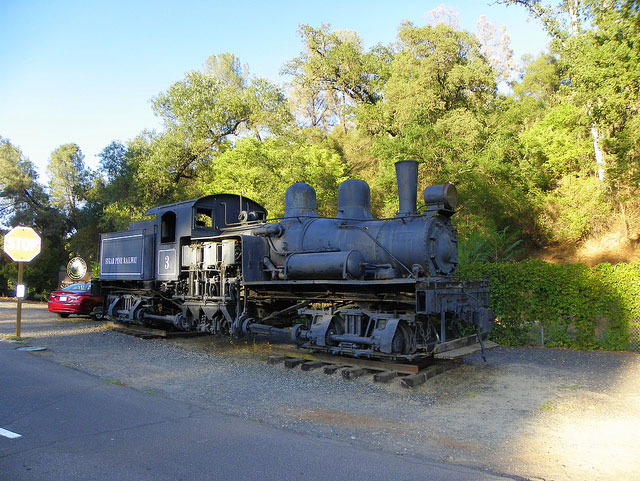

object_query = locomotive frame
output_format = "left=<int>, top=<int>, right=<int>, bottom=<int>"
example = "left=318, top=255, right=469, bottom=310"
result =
left=93, top=161, right=494, bottom=360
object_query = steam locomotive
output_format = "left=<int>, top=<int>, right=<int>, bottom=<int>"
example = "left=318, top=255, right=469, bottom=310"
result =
left=93, top=161, right=494, bottom=360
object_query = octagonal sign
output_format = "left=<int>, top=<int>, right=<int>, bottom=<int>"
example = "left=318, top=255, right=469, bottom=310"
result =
left=3, top=226, right=41, bottom=262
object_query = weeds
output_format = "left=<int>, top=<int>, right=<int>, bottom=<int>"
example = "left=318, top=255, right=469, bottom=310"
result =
left=105, top=378, right=126, bottom=387
left=540, top=400, right=555, bottom=411
left=458, top=226, right=524, bottom=265
left=0, top=334, right=27, bottom=344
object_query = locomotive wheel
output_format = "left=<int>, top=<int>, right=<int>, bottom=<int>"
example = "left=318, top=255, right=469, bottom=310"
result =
left=391, top=322, right=412, bottom=355
left=291, top=323, right=307, bottom=345
left=173, top=313, right=189, bottom=331
left=325, top=315, right=345, bottom=347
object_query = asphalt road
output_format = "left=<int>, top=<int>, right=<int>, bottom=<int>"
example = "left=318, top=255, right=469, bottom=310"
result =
left=0, top=341, right=517, bottom=481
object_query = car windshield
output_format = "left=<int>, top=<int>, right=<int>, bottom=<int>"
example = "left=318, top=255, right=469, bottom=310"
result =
left=61, top=282, right=90, bottom=292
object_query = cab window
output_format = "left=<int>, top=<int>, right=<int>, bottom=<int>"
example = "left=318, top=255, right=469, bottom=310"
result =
left=194, top=208, right=213, bottom=228
left=161, top=211, right=176, bottom=243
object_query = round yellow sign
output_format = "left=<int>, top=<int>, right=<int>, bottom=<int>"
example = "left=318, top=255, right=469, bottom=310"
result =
left=67, top=257, right=88, bottom=280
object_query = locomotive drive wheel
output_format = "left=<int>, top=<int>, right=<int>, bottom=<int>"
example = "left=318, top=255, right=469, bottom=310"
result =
left=391, top=322, right=412, bottom=355
left=325, top=315, right=345, bottom=347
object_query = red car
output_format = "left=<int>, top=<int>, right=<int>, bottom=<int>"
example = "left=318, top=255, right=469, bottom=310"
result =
left=48, top=282, right=104, bottom=319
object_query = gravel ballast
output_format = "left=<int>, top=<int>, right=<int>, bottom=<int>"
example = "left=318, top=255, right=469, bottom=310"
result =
left=2, top=300, right=639, bottom=481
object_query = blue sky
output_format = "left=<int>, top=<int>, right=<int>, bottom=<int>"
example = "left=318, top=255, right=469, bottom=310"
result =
left=0, top=0, right=550, bottom=181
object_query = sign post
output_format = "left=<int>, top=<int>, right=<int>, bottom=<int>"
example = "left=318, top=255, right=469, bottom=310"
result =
left=3, top=226, right=42, bottom=337
left=16, top=262, right=24, bottom=337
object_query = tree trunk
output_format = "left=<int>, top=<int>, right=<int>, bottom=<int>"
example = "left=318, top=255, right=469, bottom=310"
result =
left=620, top=201, right=630, bottom=239
left=569, top=0, right=581, bottom=35
left=591, top=125, right=605, bottom=181
left=341, top=90, right=348, bottom=135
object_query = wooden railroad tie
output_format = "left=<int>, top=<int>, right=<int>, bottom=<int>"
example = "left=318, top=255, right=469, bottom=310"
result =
left=341, top=367, right=370, bottom=381
left=373, top=371, right=398, bottom=383
left=268, top=354, right=434, bottom=385
left=271, top=348, right=421, bottom=374
left=267, top=355, right=289, bottom=365
left=266, top=350, right=468, bottom=387
left=323, top=365, right=345, bottom=375
left=300, top=361, right=326, bottom=371
left=284, top=358, right=306, bottom=369
left=400, top=361, right=459, bottom=388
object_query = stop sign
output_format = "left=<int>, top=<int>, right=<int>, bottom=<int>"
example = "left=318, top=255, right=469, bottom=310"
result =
left=3, top=226, right=41, bottom=262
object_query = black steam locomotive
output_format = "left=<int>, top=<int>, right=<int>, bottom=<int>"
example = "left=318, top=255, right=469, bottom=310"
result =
left=94, top=161, right=493, bottom=360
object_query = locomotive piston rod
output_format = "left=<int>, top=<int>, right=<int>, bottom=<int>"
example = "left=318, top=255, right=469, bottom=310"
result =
left=240, top=318, right=291, bottom=342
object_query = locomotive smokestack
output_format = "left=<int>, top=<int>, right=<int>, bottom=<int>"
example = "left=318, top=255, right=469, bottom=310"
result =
left=395, top=160, right=418, bottom=217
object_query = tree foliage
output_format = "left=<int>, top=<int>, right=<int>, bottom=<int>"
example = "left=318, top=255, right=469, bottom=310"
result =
left=4, top=4, right=640, bottom=299
left=284, top=25, right=390, bottom=132
left=0, top=138, right=73, bottom=297
left=198, top=136, right=347, bottom=217
left=47, top=143, right=92, bottom=222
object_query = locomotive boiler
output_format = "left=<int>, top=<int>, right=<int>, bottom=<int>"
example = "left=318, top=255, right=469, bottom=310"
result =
left=94, top=160, right=494, bottom=360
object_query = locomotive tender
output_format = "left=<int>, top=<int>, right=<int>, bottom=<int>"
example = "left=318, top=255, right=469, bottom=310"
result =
left=94, top=160, right=494, bottom=359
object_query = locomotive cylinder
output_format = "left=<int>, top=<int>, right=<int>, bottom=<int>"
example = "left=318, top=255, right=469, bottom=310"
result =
left=283, top=250, right=365, bottom=280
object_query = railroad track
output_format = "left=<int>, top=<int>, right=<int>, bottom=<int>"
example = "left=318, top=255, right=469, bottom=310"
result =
left=266, top=337, right=498, bottom=388
left=266, top=350, right=464, bottom=388
left=106, top=321, right=497, bottom=387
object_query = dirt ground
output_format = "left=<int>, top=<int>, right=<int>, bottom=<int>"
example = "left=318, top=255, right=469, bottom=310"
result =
left=2, top=301, right=639, bottom=481
left=534, top=230, right=640, bottom=265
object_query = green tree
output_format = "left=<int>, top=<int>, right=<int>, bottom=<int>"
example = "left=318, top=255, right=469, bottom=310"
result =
left=381, top=22, right=496, bottom=134
left=197, top=136, right=347, bottom=217
left=0, top=137, right=47, bottom=225
left=513, top=54, right=563, bottom=105
left=137, top=53, right=292, bottom=204
left=153, top=53, right=291, bottom=147
left=0, top=137, right=72, bottom=296
left=0, top=137, right=68, bottom=238
left=361, top=22, right=496, bottom=163
left=503, top=0, right=640, bottom=240
left=355, top=23, right=497, bottom=217
left=47, top=143, right=92, bottom=222
left=284, top=24, right=390, bottom=133
left=94, top=141, right=144, bottom=231
left=99, top=140, right=130, bottom=182
left=520, top=103, right=593, bottom=188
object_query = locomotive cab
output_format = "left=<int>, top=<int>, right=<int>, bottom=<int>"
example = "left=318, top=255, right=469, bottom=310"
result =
left=141, top=194, right=267, bottom=281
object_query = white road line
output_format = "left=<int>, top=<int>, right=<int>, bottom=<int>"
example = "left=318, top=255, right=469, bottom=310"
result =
left=0, top=428, right=22, bottom=439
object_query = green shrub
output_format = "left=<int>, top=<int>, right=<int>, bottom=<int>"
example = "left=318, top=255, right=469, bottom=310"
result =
left=536, top=175, right=612, bottom=243
left=458, top=226, right=524, bottom=264
left=458, top=260, right=639, bottom=350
